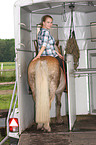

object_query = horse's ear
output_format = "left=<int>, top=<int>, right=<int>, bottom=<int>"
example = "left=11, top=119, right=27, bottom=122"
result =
left=55, top=40, right=59, bottom=47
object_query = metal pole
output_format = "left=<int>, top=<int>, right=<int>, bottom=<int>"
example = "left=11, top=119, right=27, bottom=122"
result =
left=74, top=68, right=96, bottom=75
left=11, top=94, right=18, bottom=118
left=0, top=136, right=9, bottom=145
left=7, top=81, right=17, bottom=135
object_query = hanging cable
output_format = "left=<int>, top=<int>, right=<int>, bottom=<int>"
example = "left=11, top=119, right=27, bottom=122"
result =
left=62, top=2, right=67, bottom=22
left=69, top=3, right=75, bottom=38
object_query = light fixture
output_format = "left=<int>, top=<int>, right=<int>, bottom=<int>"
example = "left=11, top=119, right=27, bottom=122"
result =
left=9, top=118, right=19, bottom=132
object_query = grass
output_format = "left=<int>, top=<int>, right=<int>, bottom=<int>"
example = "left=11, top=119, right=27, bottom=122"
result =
left=0, top=62, right=17, bottom=110
left=0, top=62, right=15, bottom=68
left=0, top=85, right=17, bottom=110
left=0, top=62, right=17, bottom=143
left=0, top=62, right=15, bottom=82
left=0, top=84, right=15, bottom=90
left=0, top=94, right=18, bottom=110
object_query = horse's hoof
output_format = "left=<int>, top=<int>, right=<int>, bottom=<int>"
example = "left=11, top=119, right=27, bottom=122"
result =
left=44, top=127, right=51, bottom=132
left=47, top=126, right=51, bottom=132
left=44, top=124, right=51, bottom=132
left=37, top=123, right=43, bottom=130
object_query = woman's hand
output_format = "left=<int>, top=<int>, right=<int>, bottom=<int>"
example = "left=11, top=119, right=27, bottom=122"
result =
left=55, top=50, right=64, bottom=60
left=32, top=46, right=46, bottom=61
left=59, top=55, right=64, bottom=60
left=58, top=54, right=64, bottom=60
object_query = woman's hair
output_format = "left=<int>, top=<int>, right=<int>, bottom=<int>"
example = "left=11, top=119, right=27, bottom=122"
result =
left=40, top=15, right=53, bottom=28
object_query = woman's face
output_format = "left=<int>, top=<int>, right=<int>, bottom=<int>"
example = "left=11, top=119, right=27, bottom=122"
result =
left=43, top=17, right=53, bottom=29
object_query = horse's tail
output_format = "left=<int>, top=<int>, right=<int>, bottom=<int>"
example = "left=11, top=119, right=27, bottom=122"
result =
left=35, top=60, right=50, bottom=123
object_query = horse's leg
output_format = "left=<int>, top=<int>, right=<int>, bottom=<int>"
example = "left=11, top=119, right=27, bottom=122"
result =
left=37, top=123, right=43, bottom=130
left=42, top=79, right=57, bottom=132
left=35, top=60, right=51, bottom=132
left=56, top=93, right=64, bottom=123
left=43, top=92, right=55, bottom=132
left=49, top=79, right=64, bottom=124
left=49, top=78, right=58, bottom=107
left=43, top=122, right=51, bottom=132
left=28, top=73, right=36, bottom=101
left=29, top=73, right=44, bottom=130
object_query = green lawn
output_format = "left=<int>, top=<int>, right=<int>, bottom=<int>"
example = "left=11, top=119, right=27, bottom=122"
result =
left=0, top=62, right=15, bottom=82
left=0, top=62, right=17, bottom=143
left=0, top=94, right=18, bottom=109
left=0, top=84, right=15, bottom=90
left=0, top=62, right=15, bottom=68
left=0, top=62, right=17, bottom=109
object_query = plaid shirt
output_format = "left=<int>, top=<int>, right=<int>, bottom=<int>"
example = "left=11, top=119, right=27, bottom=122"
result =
left=38, top=28, right=58, bottom=57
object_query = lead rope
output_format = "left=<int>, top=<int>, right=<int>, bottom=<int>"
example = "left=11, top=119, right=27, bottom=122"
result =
left=70, top=8, right=74, bottom=38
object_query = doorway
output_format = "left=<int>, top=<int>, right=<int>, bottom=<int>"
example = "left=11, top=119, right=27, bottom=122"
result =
left=88, top=49, right=96, bottom=114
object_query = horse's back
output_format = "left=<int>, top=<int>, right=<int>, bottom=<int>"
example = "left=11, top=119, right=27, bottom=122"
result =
left=28, top=56, right=60, bottom=74
left=28, top=56, right=60, bottom=99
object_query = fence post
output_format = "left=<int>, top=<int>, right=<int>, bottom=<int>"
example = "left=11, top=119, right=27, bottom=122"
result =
left=1, top=63, right=3, bottom=75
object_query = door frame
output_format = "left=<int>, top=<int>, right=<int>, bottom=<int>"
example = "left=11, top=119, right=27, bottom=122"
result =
left=67, top=54, right=76, bottom=130
left=87, top=49, right=96, bottom=115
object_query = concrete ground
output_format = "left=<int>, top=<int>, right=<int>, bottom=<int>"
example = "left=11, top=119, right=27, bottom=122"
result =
left=19, top=131, right=96, bottom=145
left=18, top=115, right=96, bottom=145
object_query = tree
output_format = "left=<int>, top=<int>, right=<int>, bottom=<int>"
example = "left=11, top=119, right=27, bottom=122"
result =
left=0, top=39, right=15, bottom=62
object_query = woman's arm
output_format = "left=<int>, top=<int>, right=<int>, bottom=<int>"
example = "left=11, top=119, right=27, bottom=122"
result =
left=55, top=45, right=64, bottom=60
left=55, top=50, right=64, bottom=60
left=33, top=30, right=49, bottom=61
left=32, top=46, right=46, bottom=61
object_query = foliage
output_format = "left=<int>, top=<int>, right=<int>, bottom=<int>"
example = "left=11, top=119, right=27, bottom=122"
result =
left=0, top=39, right=15, bottom=62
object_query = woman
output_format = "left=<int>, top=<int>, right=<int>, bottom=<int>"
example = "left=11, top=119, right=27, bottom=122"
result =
left=33, top=15, right=64, bottom=71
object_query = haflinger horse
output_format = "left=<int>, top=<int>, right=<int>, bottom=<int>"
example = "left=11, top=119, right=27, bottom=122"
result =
left=28, top=56, right=66, bottom=132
